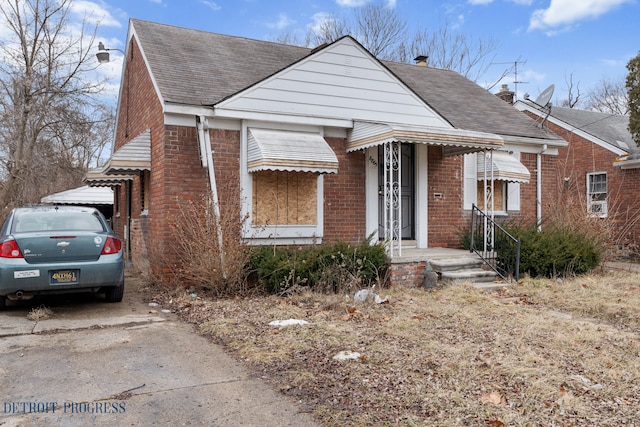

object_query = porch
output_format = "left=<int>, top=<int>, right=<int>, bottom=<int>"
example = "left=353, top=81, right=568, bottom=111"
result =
left=388, top=245, right=503, bottom=289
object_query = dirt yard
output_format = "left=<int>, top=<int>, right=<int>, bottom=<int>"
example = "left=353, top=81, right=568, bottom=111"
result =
left=154, top=265, right=640, bottom=426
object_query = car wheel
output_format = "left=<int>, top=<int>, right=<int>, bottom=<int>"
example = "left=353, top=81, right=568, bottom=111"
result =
left=104, top=281, right=125, bottom=303
left=0, top=296, right=6, bottom=310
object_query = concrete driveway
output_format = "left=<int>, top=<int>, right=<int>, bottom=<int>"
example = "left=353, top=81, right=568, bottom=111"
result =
left=0, top=275, right=320, bottom=427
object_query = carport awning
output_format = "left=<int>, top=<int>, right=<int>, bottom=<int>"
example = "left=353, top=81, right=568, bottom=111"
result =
left=477, top=151, right=530, bottom=183
left=102, top=129, right=151, bottom=175
left=248, top=128, right=339, bottom=174
left=347, top=121, right=503, bottom=156
left=41, top=186, right=113, bottom=205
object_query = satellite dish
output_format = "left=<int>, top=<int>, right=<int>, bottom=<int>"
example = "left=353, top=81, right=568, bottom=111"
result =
left=534, top=84, right=555, bottom=107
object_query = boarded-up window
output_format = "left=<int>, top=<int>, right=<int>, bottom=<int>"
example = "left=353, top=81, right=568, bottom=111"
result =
left=252, top=171, right=317, bottom=225
left=476, top=181, right=505, bottom=211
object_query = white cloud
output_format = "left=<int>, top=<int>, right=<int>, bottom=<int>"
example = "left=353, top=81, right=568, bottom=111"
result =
left=336, top=0, right=369, bottom=7
left=386, top=0, right=397, bottom=8
left=529, top=0, right=631, bottom=32
left=69, top=1, right=121, bottom=27
left=267, top=13, right=295, bottom=30
left=200, top=0, right=221, bottom=11
left=307, top=12, right=335, bottom=34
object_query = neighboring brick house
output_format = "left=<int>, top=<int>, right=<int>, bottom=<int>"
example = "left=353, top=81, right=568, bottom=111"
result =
left=515, top=101, right=640, bottom=251
left=86, top=19, right=565, bottom=280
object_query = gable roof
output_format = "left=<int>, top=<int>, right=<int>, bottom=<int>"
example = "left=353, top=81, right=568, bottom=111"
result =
left=515, top=101, right=635, bottom=154
left=130, top=19, right=560, bottom=143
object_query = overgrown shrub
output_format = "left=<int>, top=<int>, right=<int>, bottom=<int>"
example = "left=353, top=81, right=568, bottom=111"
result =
left=510, top=221, right=601, bottom=278
left=249, top=238, right=388, bottom=294
left=459, top=219, right=604, bottom=278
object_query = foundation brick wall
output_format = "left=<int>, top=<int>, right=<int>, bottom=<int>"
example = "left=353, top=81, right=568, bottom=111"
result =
left=389, top=261, right=426, bottom=287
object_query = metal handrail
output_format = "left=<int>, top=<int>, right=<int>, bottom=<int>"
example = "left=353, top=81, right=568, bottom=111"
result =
left=470, top=204, right=520, bottom=282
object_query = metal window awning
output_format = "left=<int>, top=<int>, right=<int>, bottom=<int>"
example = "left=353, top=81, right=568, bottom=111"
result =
left=477, top=151, right=530, bottom=183
left=102, top=129, right=151, bottom=175
left=347, top=121, right=503, bottom=156
left=84, top=168, right=133, bottom=187
left=248, top=128, right=339, bottom=174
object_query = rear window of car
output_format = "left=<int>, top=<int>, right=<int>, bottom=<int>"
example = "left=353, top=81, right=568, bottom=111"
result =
left=13, top=211, right=105, bottom=233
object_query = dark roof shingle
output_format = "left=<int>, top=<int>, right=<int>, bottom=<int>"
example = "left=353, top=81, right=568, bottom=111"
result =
left=132, top=19, right=558, bottom=141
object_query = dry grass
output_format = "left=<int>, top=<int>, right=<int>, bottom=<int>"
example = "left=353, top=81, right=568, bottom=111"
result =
left=27, top=305, right=54, bottom=322
left=158, top=267, right=640, bottom=426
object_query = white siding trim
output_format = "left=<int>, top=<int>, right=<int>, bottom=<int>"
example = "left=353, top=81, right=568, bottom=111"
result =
left=463, top=153, right=478, bottom=210
left=415, top=144, right=429, bottom=248
left=365, top=147, right=379, bottom=241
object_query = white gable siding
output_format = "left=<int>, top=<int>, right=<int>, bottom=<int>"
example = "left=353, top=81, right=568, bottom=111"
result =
left=216, top=38, right=449, bottom=128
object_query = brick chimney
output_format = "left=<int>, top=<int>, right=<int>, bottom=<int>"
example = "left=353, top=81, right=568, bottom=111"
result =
left=496, top=84, right=515, bottom=104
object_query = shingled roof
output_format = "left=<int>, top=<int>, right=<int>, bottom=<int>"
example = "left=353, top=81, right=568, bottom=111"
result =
left=131, top=19, right=559, bottom=142
left=544, top=106, right=634, bottom=152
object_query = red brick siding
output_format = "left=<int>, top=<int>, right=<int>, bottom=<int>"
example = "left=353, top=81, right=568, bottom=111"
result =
left=427, top=147, right=465, bottom=247
left=426, top=147, right=558, bottom=248
left=323, top=137, right=366, bottom=243
left=541, top=116, right=640, bottom=247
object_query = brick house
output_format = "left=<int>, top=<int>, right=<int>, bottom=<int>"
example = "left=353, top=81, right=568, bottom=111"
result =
left=86, top=19, right=565, bottom=281
left=514, top=101, right=640, bottom=251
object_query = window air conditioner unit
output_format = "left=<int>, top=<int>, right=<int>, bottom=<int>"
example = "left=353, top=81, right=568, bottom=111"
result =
left=590, top=200, right=608, bottom=217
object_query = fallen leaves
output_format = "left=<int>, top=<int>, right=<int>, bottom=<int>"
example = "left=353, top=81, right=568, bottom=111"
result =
left=481, top=391, right=507, bottom=406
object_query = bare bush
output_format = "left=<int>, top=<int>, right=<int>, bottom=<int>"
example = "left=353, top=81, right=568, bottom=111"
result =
left=169, top=192, right=251, bottom=296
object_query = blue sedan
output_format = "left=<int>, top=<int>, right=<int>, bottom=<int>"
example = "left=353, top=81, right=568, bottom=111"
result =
left=0, top=206, right=124, bottom=309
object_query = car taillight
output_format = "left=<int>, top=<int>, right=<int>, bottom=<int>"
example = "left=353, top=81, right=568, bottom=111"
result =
left=0, top=239, right=23, bottom=258
left=101, top=237, right=122, bottom=255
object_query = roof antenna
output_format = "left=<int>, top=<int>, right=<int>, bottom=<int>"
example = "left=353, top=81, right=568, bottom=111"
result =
left=524, top=84, right=554, bottom=129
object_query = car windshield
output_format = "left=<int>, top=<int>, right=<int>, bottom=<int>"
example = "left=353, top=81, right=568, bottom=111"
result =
left=13, top=211, right=105, bottom=233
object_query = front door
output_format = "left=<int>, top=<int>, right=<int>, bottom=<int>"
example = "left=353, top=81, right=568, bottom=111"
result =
left=378, top=143, right=415, bottom=240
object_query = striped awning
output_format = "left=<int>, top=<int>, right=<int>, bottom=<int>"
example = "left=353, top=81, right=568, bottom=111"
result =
left=347, top=121, right=503, bottom=156
left=83, top=168, right=132, bottom=187
left=102, top=129, right=151, bottom=175
left=248, top=128, right=339, bottom=174
left=477, top=151, right=530, bottom=183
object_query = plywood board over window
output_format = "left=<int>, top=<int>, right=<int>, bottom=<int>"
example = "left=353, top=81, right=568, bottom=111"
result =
left=476, top=181, right=505, bottom=211
left=252, top=171, right=317, bottom=225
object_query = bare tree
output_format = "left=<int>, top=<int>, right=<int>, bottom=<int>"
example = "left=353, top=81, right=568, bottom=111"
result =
left=397, top=23, right=499, bottom=82
left=558, top=73, right=583, bottom=108
left=351, top=2, right=407, bottom=60
left=304, top=13, right=350, bottom=48
left=0, top=0, right=111, bottom=212
left=277, top=2, right=499, bottom=83
left=586, top=76, right=630, bottom=115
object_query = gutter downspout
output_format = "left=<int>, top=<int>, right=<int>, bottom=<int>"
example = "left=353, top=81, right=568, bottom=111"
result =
left=537, top=144, right=548, bottom=232
left=196, top=115, right=226, bottom=279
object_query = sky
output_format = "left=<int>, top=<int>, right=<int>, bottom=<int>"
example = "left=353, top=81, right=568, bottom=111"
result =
left=81, top=0, right=638, bottom=107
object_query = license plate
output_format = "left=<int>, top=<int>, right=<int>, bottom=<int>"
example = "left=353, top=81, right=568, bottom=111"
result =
left=50, top=270, right=79, bottom=285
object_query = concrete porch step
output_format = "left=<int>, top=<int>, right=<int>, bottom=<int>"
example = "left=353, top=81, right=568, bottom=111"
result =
left=428, top=257, right=484, bottom=272
left=472, top=281, right=511, bottom=293
left=440, top=268, right=497, bottom=284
